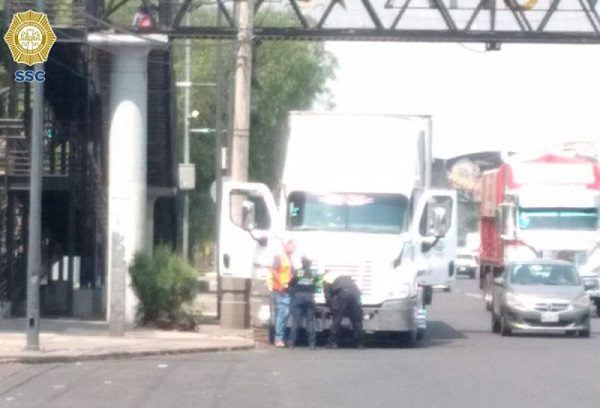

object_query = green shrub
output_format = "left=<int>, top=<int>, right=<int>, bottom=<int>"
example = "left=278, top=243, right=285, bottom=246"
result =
left=130, top=246, right=198, bottom=325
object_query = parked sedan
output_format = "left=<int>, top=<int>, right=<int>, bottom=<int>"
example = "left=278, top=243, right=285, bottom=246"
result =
left=491, top=260, right=591, bottom=337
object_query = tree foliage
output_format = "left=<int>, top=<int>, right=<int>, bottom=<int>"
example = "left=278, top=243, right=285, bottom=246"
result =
left=173, top=13, right=337, bottom=251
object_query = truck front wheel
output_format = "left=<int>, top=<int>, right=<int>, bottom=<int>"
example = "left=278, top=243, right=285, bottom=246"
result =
left=423, top=286, right=433, bottom=305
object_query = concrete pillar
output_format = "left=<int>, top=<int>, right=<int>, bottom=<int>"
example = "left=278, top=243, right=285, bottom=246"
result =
left=88, top=34, right=168, bottom=335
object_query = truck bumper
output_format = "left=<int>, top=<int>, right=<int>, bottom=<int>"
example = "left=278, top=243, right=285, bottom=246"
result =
left=316, top=297, right=424, bottom=333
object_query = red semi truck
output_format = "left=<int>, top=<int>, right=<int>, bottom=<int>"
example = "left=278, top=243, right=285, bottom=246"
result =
left=479, top=152, right=600, bottom=312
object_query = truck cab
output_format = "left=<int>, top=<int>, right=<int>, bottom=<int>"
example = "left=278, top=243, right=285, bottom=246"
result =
left=219, top=112, right=457, bottom=344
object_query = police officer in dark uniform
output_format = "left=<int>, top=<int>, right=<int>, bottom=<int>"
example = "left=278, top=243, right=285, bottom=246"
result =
left=323, top=271, right=364, bottom=348
left=288, top=256, right=319, bottom=349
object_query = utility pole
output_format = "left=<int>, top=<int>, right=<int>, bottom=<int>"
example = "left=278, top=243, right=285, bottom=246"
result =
left=214, top=6, right=224, bottom=320
left=182, top=12, right=192, bottom=261
left=26, top=0, right=45, bottom=351
left=220, top=0, right=254, bottom=330
left=230, top=0, right=253, bottom=182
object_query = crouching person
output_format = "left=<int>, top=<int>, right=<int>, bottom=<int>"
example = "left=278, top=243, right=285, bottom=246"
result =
left=323, top=271, right=365, bottom=349
left=288, top=256, right=319, bottom=349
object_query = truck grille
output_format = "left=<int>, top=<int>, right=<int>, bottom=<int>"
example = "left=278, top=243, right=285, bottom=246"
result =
left=314, top=261, right=373, bottom=296
left=541, top=250, right=588, bottom=266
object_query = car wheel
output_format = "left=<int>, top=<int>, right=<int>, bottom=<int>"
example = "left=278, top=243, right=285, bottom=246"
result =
left=469, top=270, right=476, bottom=279
left=500, top=312, right=512, bottom=337
left=491, top=311, right=500, bottom=334
left=596, top=302, right=600, bottom=318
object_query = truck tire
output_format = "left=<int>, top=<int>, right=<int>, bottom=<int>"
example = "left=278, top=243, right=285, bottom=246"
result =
left=423, top=286, right=433, bottom=305
left=404, top=330, right=418, bottom=347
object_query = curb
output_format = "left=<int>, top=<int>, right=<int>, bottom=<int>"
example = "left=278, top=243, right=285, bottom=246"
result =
left=0, top=342, right=255, bottom=364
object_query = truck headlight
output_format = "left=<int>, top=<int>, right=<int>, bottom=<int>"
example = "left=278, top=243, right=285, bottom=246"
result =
left=573, top=293, right=591, bottom=309
left=388, top=283, right=411, bottom=300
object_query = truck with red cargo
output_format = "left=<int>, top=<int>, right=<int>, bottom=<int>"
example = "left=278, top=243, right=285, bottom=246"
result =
left=479, top=152, right=600, bottom=314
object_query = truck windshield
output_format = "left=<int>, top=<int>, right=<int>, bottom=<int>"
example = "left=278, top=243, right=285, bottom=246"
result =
left=518, top=208, right=599, bottom=231
left=287, top=191, right=409, bottom=234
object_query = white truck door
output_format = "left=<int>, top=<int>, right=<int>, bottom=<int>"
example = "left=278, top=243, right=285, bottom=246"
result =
left=219, top=181, right=278, bottom=279
left=413, top=189, right=456, bottom=288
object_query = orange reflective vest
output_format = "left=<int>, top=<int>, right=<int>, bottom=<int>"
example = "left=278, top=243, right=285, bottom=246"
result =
left=267, top=253, right=292, bottom=293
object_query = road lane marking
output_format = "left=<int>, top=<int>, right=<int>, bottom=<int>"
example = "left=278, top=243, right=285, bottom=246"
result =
left=465, top=292, right=483, bottom=299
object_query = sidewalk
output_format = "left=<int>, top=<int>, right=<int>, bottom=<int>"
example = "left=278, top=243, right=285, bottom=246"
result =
left=0, top=318, right=255, bottom=364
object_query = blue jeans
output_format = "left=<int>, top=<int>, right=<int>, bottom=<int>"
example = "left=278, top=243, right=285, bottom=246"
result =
left=272, top=291, right=290, bottom=342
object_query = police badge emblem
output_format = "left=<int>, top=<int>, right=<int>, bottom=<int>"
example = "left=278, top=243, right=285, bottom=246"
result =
left=4, top=10, right=57, bottom=66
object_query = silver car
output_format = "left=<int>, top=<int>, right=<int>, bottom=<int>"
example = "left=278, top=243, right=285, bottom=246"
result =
left=491, top=260, right=591, bottom=337
left=455, top=248, right=478, bottom=279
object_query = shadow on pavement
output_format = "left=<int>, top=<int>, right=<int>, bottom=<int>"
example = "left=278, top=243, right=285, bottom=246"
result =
left=420, top=320, right=468, bottom=347
left=286, top=320, right=469, bottom=349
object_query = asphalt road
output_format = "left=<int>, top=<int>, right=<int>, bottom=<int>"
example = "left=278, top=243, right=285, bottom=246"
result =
left=2, top=278, right=599, bottom=408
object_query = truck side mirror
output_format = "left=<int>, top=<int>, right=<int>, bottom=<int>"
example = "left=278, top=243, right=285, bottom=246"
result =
left=500, top=203, right=516, bottom=240
left=242, top=200, right=256, bottom=231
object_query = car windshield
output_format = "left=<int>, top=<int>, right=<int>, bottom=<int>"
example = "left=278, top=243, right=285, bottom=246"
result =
left=509, top=263, right=580, bottom=286
left=518, top=208, right=598, bottom=231
left=287, top=191, right=409, bottom=234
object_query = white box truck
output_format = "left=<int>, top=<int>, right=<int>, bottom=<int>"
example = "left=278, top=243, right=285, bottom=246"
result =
left=219, top=112, right=456, bottom=344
